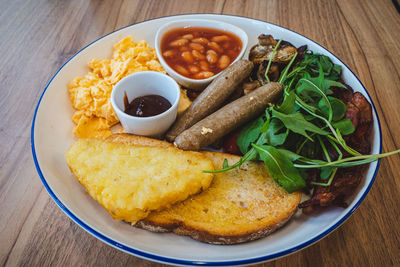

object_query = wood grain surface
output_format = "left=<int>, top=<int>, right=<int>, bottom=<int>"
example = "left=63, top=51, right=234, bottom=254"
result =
left=1, top=0, right=399, bottom=266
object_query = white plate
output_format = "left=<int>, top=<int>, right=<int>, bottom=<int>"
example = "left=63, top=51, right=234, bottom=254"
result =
left=31, top=14, right=382, bottom=266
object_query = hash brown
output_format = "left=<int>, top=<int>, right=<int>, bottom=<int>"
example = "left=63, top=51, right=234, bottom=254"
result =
left=65, top=138, right=214, bottom=224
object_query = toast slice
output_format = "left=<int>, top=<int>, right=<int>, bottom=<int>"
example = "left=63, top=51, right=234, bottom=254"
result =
left=65, top=136, right=214, bottom=224
left=109, top=134, right=302, bottom=244
left=139, top=155, right=301, bottom=244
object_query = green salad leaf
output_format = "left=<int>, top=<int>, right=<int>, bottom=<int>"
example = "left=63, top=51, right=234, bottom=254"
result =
left=318, top=96, right=347, bottom=121
left=265, top=119, right=288, bottom=146
left=253, top=144, right=306, bottom=193
left=272, top=110, right=328, bottom=140
left=237, top=117, right=264, bottom=154
left=276, top=90, right=296, bottom=114
left=332, top=118, right=355, bottom=135
left=204, top=48, right=400, bottom=194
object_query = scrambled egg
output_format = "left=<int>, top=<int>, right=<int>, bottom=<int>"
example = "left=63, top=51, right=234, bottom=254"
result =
left=68, top=36, right=191, bottom=139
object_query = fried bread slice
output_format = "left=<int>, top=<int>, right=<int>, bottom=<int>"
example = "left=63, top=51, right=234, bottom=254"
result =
left=65, top=137, right=214, bottom=224
left=137, top=151, right=302, bottom=244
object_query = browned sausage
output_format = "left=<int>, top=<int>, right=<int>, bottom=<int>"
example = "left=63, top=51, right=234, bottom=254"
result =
left=174, top=82, right=282, bottom=151
left=165, top=60, right=254, bottom=142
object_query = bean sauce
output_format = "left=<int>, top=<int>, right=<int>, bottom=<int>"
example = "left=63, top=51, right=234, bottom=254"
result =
left=124, top=92, right=171, bottom=117
left=161, top=27, right=242, bottom=79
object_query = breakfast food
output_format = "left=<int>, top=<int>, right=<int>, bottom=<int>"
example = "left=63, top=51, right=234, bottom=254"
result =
left=249, top=34, right=297, bottom=64
left=209, top=34, right=396, bottom=213
left=124, top=94, right=171, bottom=117
left=65, top=137, right=214, bottom=224
left=137, top=151, right=302, bottom=244
left=68, top=36, right=165, bottom=139
left=100, top=134, right=301, bottom=244
left=174, top=82, right=282, bottom=151
left=63, top=24, right=400, bottom=246
left=161, top=27, right=243, bottom=79
left=68, top=36, right=191, bottom=139
left=298, top=91, right=374, bottom=212
left=166, top=60, right=254, bottom=142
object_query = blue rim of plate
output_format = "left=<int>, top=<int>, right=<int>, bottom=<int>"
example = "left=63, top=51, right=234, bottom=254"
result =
left=31, top=14, right=382, bottom=266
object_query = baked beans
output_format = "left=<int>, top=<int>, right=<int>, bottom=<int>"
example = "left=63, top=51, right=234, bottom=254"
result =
left=161, top=27, right=242, bottom=79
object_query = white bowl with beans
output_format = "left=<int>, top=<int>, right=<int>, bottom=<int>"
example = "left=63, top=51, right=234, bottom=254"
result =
left=155, top=19, right=248, bottom=90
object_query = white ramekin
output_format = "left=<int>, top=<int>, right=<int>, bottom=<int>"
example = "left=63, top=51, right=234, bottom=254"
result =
left=155, top=19, right=248, bottom=90
left=111, top=71, right=180, bottom=137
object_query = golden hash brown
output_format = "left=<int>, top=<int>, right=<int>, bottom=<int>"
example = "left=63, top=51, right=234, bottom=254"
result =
left=65, top=138, right=214, bottom=224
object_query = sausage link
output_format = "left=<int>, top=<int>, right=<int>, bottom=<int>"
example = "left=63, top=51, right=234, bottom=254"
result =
left=174, top=82, right=282, bottom=151
left=165, top=60, right=254, bottom=142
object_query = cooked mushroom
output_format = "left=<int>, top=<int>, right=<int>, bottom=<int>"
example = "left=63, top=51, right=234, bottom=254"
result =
left=256, top=62, right=279, bottom=84
left=257, top=34, right=277, bottom=46
left=242, top=80, right=260, bottom=95
left=249, top=34, right=297, bottom=64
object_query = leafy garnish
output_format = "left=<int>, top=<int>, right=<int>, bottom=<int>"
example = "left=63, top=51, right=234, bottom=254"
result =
left=204, top=48, right=400, bottom=193
left=271, top=110, right=328, bottom=140
left=332, top=118, right=355, bottom=135
left=265, top=119, right=288, bottom=146
left=237, top=117, right=264, bottom=154
left=276, top=90, right=296, bottom=114
left=318, top=96, right=346, bottom=121
left=264, top=39, right=282, bottom=84
left=222, top=159, right=229, bottom=168
left=253, top=144, right=306, bottom=193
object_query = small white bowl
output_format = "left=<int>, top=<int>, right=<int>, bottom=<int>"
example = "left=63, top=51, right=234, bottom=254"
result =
left=155, top=19, right=248, bottom=90
left=111, top=71, right=180, bottom=137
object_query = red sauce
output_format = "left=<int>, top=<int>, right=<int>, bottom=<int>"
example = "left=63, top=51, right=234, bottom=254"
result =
left=124, top=93, right=171, bottom=117
left=161, top=27, right=242, bottom=79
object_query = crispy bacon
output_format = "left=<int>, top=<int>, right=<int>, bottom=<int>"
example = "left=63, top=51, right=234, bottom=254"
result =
left=345, top=92, right=373, bottom=155
left=300, top=88, right=373, bottom=213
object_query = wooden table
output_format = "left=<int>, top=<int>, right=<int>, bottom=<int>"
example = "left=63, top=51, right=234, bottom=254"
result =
left=1, top=0, right=399, bottom=266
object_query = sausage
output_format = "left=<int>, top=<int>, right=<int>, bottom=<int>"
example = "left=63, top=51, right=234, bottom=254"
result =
left=165, top=60, right=254, bottom=142
left=174, top=82, right=282, bottom=151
